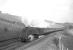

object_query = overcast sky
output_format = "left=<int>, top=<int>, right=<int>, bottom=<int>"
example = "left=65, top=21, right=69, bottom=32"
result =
left=0, top=0, right=72, bottom=26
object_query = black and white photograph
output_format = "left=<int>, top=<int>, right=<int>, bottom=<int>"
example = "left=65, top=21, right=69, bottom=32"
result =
left=0, top=0, right=73, bottom=50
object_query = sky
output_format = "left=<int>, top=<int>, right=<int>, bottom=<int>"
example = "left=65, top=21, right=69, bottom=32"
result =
left=0, top=0, right=72, bottom=27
